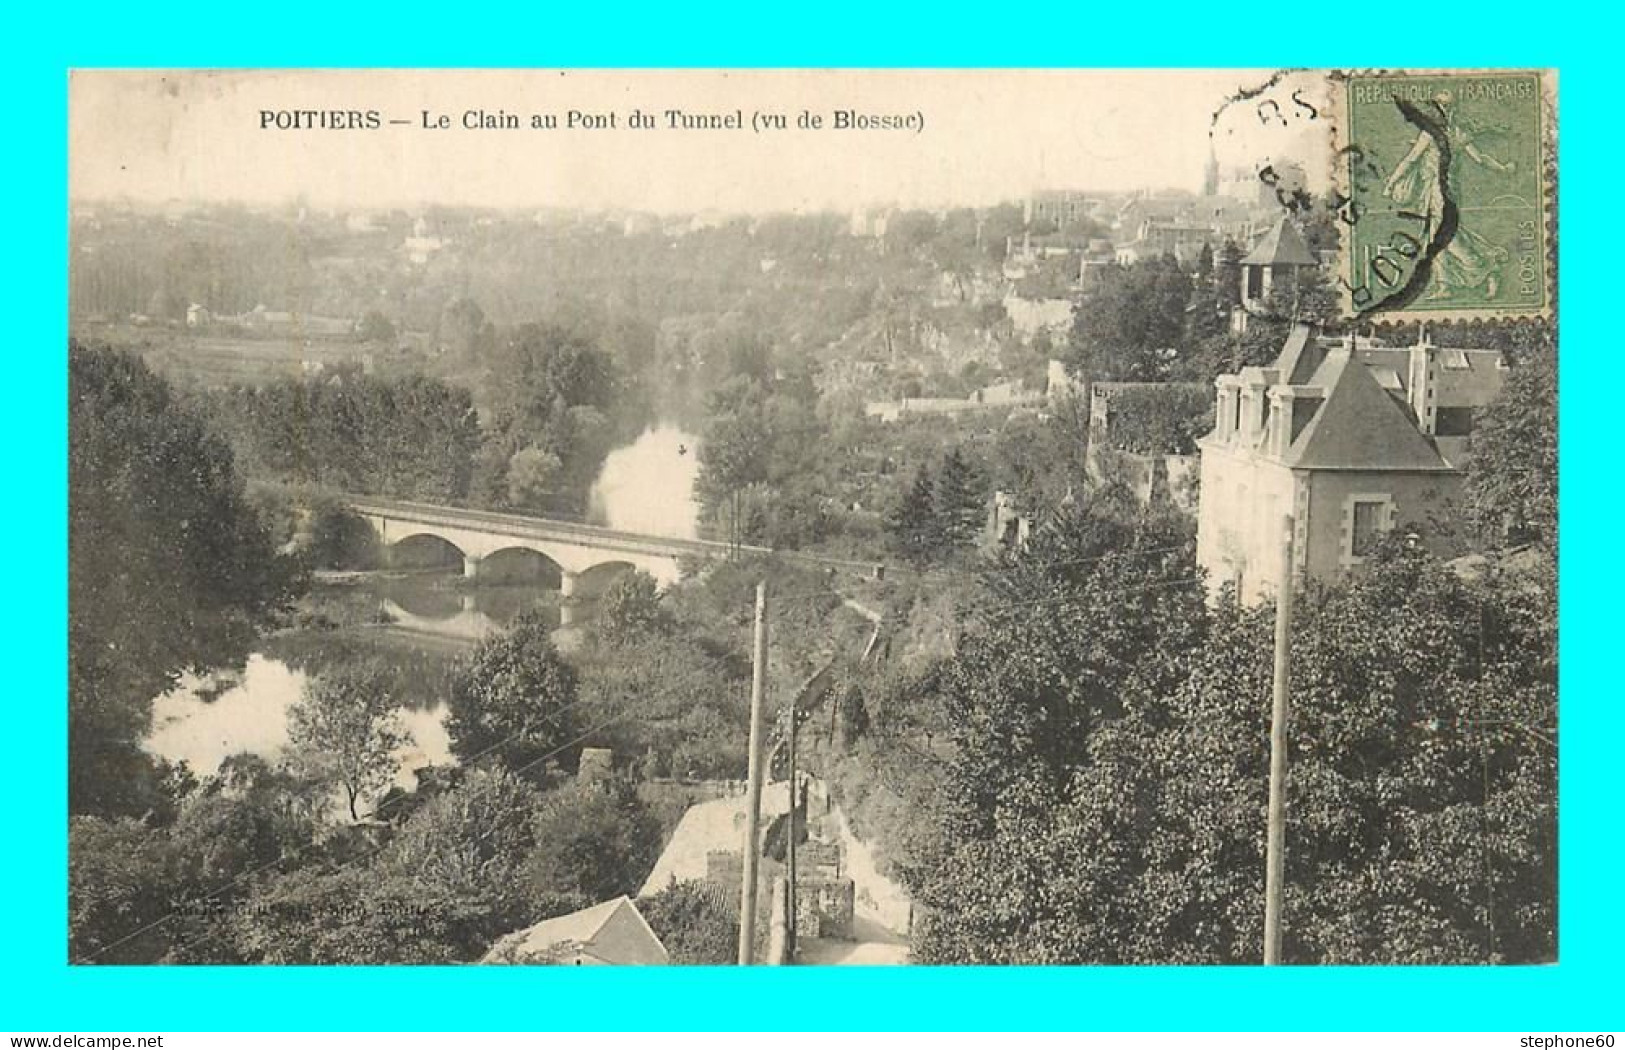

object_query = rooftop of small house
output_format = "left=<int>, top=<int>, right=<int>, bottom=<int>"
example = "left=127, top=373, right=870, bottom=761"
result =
left=1202, top=326, right=1506, bottom=472
left=481, top=896, right=669, bottom=966
left=1241, top=216, right=1318, bottom=268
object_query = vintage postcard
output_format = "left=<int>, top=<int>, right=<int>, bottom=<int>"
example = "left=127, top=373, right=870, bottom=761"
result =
left=67, top=69, right=1556, bottom=968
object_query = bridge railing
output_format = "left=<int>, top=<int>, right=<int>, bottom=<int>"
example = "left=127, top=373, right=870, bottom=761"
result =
left=342, top=493, right=886, bottom=578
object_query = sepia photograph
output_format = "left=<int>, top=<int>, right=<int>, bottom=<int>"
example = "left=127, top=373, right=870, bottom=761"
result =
left=65, top=68, right=1557, bottom=969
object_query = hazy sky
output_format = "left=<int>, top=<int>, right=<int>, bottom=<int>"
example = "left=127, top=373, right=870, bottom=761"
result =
left=70, top=69, right=1329, bottom=214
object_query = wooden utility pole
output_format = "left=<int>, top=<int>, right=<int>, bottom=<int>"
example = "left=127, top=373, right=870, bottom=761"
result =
left=737, top=580, right=769, bottom=965
left=785, top=703, right=798, bottom=962
left=1264, top=514, right=1295, bottom=965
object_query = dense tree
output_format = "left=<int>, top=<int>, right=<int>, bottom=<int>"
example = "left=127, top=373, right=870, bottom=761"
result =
left=934, top=490, right=1204, bottom=821
left=694, top=366, right=835, bottom=549
left=594, top=569, right=668, bottom=642
left=227, top=866, right=496, bottom=965
left=69, top=755, right=318, bottom=964
left=467, top=320, right=634, bottom=512
left=932, top=448, right=985, bottom=550
left=231, top=770, right=570, bottom=963
left=1068, top=256, right=1194, bottom=383
left=1091, top=384, right=1215, bottom=456
left=444, top=612, right=581, bottom=776
left=69, top=815, right=193, bottom=964
left=1467, top=348, right=1556, bottom=549
left=505, top=446, right=564, bottom=509
left=213, top=371, right=481, bottom=501
left=69, top=343, right=296, bottom=815
left=286, top=662, right=411, bottom=821
left=910, top=541, right=1555, bottom=964
left=522, top=777, right=662, bottom=903
left=375, top=768, right=553, bottom=937
left=888, top=466, right=939, bottom=564
left=575, top=624, right=752, bottom=780
left=482, top=322, right=618, bottom=445
left=639, top=878, right=739, bottom=964
left=696, top=375, right=774, bottom=545
left=302, top=500, right=380, bottom=570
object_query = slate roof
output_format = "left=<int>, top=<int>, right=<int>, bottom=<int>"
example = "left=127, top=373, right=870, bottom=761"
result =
left=1272, top=323, right=1325, bottom=385
left=1282, top=350, right=1453, bottom=472
left=480, top=896, right=669, bottom=966
left=1241, top=216, right=1318, bottom=268
left=1356, top=346, right=1506, bottom=409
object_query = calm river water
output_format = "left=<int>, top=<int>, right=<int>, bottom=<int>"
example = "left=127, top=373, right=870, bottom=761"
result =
left=143, top=424, right=701, bottom=800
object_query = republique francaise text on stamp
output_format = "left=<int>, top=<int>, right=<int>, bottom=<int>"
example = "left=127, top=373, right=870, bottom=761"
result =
left=1334, top=69, right=1554, bottom=324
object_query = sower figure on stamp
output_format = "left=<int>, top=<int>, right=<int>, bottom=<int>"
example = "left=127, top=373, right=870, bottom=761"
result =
left=1384, top=91, right=1517, bottom=301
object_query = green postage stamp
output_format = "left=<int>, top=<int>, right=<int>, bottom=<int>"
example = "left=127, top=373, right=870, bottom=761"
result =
left=1335, top=69, right=1555, bottom=323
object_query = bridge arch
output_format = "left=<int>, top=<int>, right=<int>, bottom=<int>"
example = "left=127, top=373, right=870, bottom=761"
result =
left=387, top=531, right=467, bottom=571
left=479, top=546, right=566, bottom=587
left=571, top=559, right=640, bottom=599
left=352, top=500, right=711, bottom=593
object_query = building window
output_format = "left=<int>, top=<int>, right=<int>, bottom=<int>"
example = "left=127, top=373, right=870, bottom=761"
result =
left=1435, top=405, right=1474, bottom=437
left=1344, top=495, right=1395, bottom=563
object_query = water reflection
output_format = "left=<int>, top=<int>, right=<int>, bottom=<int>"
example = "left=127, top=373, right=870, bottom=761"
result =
left=373, top=573, right=564, bottom=641
left=145, top=651, right=453, bottom=799
left=142, top=569, right=584, bottom=806
left=147, top=655, right=307, bottom=774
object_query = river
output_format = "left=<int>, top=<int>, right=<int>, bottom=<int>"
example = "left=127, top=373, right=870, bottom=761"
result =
left=143, top=423, right=702, bottom=806
left=142, top=573, right=542, bottom=799
left=587, top=423, right=702, bottom=538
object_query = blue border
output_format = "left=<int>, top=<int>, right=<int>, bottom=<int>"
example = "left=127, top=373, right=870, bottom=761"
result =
left=7, top=1, right=1614, bottom=1031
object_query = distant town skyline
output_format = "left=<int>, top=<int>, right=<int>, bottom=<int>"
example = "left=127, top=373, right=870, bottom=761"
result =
left=70, top=69, right=1329, bottom=215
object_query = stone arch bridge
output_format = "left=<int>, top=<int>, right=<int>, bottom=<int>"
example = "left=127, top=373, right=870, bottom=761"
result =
left=347, top=496, right=761, bottom=598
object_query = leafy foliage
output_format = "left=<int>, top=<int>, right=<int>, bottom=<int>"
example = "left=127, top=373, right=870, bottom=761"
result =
left=444, top=612, right=582, bottom=777
left=302, top=499, right=381, bottom=570
left=1068, top=257, right=1194, bottom=383
left=505, top=446, right=564, bottom=509
left=69, top=756, right=319, bottom=964
left=639, top=878, right=740, bottom=964
left=376, top=768, right=551, bottom=932
left=908, top=542, right=1556, bottom=964
left=522, top=778, right=663, bottom=904
left=1091, top=384, right=1215, bottom=456
left=576, top=603, right=752, bottom=780
left=286, top=662, right=411, bottom=821
left=594, top=569, right=670, bottom=642
left=207, top=370, right=481, bottom=501
left=1466, top=347, right=1556, bottom=549
left=696, top=369, right=830, bottom=548
left=69, top=343, right=297, bottom=815
left=226, top=866, right=498, bottom=965
left=471, top=320, right=636, bottom=512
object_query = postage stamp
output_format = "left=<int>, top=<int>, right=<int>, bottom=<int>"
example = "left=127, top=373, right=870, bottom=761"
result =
left=1333, top=69, right=1555, bottom=323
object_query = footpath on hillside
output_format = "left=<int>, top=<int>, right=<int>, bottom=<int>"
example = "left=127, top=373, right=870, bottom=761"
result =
left=639, top=775, right=913, bottom=965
